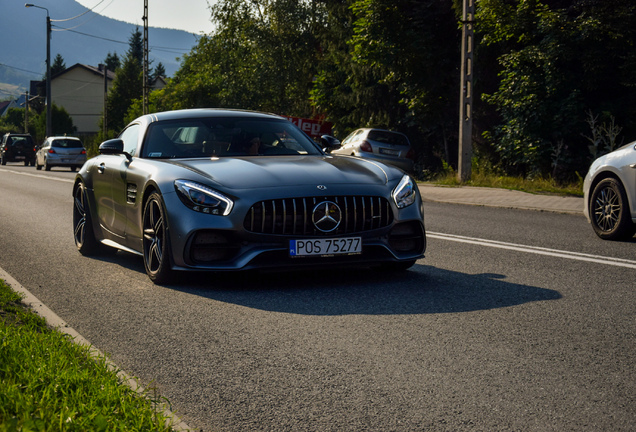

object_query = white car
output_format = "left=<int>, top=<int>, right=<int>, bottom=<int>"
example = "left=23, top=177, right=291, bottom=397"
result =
left=36, top=136, right=87, bottom=172
left=583, top=141, right=636, bottom=240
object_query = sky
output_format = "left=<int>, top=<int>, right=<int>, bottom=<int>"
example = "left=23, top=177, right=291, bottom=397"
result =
left=74, top=0, right=215, bottom=34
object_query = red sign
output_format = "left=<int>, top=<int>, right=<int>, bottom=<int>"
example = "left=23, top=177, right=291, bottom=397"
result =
left=286, top=116, right=333, bottom=138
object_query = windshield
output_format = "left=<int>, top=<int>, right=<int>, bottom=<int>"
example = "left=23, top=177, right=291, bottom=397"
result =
left=9, top=136, right=34, bottom=147
left=367, top=130, right=410, bottom=147
left=142, top=117, right=322, bottom=159
left=52, top=139, right=83, bottom=148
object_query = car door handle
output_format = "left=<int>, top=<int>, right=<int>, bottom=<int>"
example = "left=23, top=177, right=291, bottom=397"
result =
left=98, top=163, right=105, bottom=174
left=630, top=163, right=636, bottom=169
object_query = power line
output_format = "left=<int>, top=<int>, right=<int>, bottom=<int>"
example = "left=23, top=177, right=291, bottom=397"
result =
left=0, top=63, right=43, bottom=76
left=53, top=26, right=192, bottom=53
left=51, top=0, right=109, bottom=22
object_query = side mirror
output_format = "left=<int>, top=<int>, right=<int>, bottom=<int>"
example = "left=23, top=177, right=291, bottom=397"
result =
left=99, top=139, right=132, bottom=161
left=99, top=139, right=124, bottom=155
left=320, top=135, right=341, bottom=152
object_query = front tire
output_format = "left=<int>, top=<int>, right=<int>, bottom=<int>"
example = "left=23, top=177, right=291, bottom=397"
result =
left=590, top=177, right=635, bottom=240
left=73, top=182, right=103, bottom=255
left=143, top=192, right=174, bottom=284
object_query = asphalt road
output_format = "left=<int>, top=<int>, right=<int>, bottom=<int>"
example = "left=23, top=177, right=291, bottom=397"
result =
left=0, top=164, right=634, bottom=431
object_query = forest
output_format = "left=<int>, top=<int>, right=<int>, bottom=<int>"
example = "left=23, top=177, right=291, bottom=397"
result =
left=10, top=0, right=636, bottom=182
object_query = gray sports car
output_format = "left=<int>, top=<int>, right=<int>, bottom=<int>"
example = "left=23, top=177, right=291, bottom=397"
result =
left=73, top=109, right=426, bottom=284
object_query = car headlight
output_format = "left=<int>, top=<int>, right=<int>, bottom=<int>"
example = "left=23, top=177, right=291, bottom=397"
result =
left=174, top=180, right=234, bottom=215
left=392, top=175, right=416, bottom=209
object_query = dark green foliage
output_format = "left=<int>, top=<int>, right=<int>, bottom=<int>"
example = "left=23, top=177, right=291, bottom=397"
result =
left=478, top=0, right=636, bottom=178
left=143, top=0, right=635, bottom=180
left=105, top=28, right=144, bottom=133
left=104, top=52, right=121, bottom=72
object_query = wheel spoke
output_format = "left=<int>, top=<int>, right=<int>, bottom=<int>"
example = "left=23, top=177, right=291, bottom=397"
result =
left=73, top=186, right=87, bottom=246
left=143, top=198, right=165, bottom=274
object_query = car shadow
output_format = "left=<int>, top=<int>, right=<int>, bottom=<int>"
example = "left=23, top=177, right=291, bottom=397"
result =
left=99, top=252, right=561, bottom=315
left=162, top=264, right=562, bottom=316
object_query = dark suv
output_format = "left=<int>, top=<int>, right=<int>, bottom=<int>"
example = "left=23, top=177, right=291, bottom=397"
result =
left=1, top=133, right=36, bottom=166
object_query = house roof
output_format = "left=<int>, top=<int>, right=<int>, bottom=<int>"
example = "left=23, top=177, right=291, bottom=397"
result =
left=51, top=63, right=116, bottom=81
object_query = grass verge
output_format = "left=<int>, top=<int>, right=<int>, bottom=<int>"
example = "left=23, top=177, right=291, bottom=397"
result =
left=0, top=279, right=176, bottom=432
left=426, top=169, right=584, bottom=197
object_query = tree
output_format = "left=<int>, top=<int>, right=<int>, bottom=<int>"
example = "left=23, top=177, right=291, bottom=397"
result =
left=156, top=0, right=318, bottom=116
left=127, top=27, right=144, bottom=65
left=311, top=0, right=459, bottom=168
left=32, top=104, right=75, bottom=141
left=104, top=52, right=121, bottom=71
left=152, top=62, right=166, bottom=80
left=51, top=54, right=66, bottom=76
left=105, top=28, right=144, bottom=132
left=477, top=0, right=636, bottom=178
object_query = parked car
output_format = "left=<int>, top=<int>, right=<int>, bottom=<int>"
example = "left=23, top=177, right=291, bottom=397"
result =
left=583, top=140, right=636, bottom=240
left=328, top=128, right=415, bottom=172
left=73, top=109, right=426, bottom=284
left=36, top=136, right=87, bottom=171
left=1, top=133, right=36, bottom=166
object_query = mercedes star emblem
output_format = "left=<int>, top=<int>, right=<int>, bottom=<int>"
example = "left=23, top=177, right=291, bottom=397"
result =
left=312, top=201, right=342, bottom=232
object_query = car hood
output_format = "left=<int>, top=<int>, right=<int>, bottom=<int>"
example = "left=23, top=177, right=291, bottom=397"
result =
left=166, top=155, right=399, bottom=190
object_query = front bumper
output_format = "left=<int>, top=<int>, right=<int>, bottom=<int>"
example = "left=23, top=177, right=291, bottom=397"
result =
left=162, top=190, right=426, bottom=272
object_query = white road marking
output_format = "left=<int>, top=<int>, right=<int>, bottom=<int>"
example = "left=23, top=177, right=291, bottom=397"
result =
left=0, top=167, right=75, bottom=183
left=428, top=231, right=636, bottom=269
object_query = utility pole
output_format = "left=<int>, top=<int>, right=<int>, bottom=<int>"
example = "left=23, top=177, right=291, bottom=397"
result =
left=458, top=0, right=475, bottom=182
left=102, top=64, right=108, bottom=138
left=25, top=3, right=52, bottom=137
left=24, top=91, right=29, bottom=133
left=142, top=0, right=149, bottom=115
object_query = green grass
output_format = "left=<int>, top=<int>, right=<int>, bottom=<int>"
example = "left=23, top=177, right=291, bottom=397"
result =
left=0, top=279, right=176, bottom=432
left=425, top=169, right=584, bottom=197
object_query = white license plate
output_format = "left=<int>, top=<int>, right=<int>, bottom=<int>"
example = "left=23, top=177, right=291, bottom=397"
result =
left=379, top=147, right=399, bottom=156
left=290, top=237, right=362, bottom=257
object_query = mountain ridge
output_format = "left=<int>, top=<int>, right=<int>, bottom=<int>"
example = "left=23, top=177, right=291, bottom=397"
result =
left=1, top=0, right=201, bottom=98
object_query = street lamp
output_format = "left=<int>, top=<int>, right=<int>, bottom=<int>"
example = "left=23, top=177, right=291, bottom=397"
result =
left=25, top=3, right=52, bottom=137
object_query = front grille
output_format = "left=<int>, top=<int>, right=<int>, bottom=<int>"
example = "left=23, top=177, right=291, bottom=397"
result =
left=244, top=196, right=393, bottom=236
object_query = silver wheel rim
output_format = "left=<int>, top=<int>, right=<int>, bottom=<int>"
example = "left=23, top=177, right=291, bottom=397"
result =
left=73, top=186, right=87, bottom=247
left=593, top=186, right=620, bottom=232
left=143, top=198, right=164, bottom=274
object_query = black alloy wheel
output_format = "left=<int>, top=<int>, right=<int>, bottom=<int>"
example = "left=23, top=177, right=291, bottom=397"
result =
left=143, top=192, right=174, bottom=284
left=590, top=177, right=635, bottom=240
left=73, top=182, right=102, bottom=254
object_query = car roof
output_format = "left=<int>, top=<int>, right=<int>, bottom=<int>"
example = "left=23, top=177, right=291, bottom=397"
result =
left=144, top=108, right=285, bottom=123
left=357, top=128, right=407, bottom=135
left=47, top=136, right=81, bottom=140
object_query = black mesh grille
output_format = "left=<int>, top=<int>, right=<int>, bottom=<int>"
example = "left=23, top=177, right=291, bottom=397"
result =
left=244, top=196, right=393, bottom=236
